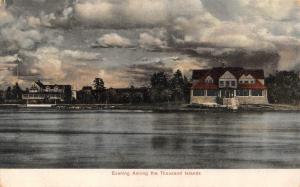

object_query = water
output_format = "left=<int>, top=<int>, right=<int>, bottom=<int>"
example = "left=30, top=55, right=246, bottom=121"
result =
left=0, top=110, right=300, bottom=168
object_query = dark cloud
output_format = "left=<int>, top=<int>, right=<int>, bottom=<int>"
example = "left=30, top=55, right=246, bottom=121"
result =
left=178, top=47, right=279, bottom=74
left=125, top=62, right=173, bottom=85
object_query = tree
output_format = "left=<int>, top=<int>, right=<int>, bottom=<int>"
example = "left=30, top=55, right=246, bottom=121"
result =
left=170, top=70, right=185, bottom=102
left=5, top=86, right=13, bottom=100
left=11, top=82, right=23, bottom=101
left=150, top=71, right=171, bottom=102
left=93, top=78, right=105, bottom=91
left=93, top=78, right=105, bottom=103
left=266, top=71, right=300, bottom=104
left=183, top=76, right=191, bottom=103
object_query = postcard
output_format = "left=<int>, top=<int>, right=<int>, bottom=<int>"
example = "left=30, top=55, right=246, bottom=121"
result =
left=1, top=0, right=300, bottom=186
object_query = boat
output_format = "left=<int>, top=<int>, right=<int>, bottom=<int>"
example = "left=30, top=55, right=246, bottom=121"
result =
left=25, top=104, right=54, bottom=108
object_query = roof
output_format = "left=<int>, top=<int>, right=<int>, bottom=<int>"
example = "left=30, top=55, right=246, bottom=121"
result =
left=192, top=82, right=218, bottom=90
left=34, top=81, right=71, bottom=89
left=192, top=67, right=265, bottom=80
left=239, top=81, right=266, bottom=89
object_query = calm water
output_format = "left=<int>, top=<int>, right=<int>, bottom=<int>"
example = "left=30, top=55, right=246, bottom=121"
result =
left=0, top=110, right=300, bottom=168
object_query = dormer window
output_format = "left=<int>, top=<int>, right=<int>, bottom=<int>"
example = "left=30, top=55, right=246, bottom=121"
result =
left=205, top=76, right=214, bottom=84
left=239, top=74, right=255, bottom=85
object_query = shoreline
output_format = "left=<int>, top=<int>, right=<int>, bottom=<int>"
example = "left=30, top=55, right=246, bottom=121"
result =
left=0, top=103, right=300, bottom=112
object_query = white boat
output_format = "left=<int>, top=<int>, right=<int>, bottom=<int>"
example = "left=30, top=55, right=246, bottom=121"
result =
left=26, top=104, right=54, bottom=108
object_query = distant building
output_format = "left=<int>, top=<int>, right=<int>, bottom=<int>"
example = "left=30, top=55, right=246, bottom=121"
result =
left=22, top=81, right=72, bottom=104
left=191, top=67, right=268, bottom=105
left=76, top=86, right=95, bottom=104
left=107, top=87, right=150, bottom=103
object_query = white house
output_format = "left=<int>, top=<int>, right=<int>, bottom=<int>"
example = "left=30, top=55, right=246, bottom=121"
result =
left=191, top=67, right=268, bottom=105
left=22, top=81, right=72, bottom=104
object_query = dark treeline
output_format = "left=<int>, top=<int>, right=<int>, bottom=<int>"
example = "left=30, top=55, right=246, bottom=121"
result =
left=150, top=70, right=190, bottom=103
left=0, top=82, right=23, bottom=103
left=266, top=71, right=300, bottom=104
left=76, top=69, right=191, bottom=104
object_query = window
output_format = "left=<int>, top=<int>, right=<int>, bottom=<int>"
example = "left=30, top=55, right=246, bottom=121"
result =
left=45, top=86, right=50, bottom=92
left=219, top=81, right=224, bottom=87
left=251, top=80, right=255, bottom=84
left=205, top=80, right=213, bottom=84
left=205, top=77, right=213, bottom=84
left=239, top=80, right=243, bottom=84
left=252, top=90, right=263, bottom=96
left=226, top=81, right=230, bottom=87
left=231, top=81, right=236, bottom=87
left=207, top=90, right=218, bottom=96
left=236, top=89, right=249, bottom=96
left=245, top=81, right=249, bottom=84
left=193, top=89, right=205, bottom=96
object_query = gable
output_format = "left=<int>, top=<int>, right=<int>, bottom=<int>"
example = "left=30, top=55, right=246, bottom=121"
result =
left=205, top=76, right=214, bottom=83
left=219, top=71, right=236, bottom=80
left=239, top=74, right=254, bottom=80
left=31, top=82, right=40, bottom=89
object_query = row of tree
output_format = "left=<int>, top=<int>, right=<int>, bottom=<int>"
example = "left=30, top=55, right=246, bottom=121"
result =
left=266, top=71, right=300, bottom=104
left=2, top=83, right=23, bottom=103
left=150, top=70, right=190, bottom=103
left=76, top=70, right=190, bottom=104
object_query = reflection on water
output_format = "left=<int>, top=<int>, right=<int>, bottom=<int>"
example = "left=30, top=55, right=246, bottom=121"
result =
left=0, top=110, right=300, bottom=168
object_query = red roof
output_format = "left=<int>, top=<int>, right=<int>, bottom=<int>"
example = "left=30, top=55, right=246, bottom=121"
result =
left=192, top=82, right=218, bottom=90
left=239, top=81, right=266, bottom=89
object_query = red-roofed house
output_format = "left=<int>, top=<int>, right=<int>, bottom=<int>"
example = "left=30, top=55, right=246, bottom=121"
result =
left=191, top=67, right=268, bottom=105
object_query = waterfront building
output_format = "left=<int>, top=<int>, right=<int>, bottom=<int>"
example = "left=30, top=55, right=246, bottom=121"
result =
left=191, top=67, right=268, bottom=106
left=22, top=81, right=72, bottom=104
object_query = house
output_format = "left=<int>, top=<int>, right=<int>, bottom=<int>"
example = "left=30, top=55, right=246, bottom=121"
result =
left=191, top=67, right=268, bottom=105
left=22, top=81, right=72, bottom=104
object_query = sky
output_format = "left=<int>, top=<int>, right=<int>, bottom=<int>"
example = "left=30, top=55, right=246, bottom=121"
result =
left=0, top=0, right=300, bottom=89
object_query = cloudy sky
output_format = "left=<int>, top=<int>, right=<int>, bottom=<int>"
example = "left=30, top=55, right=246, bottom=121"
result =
left=0, top=0, right=300, bottom=88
